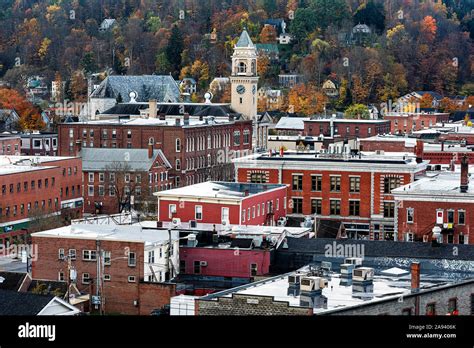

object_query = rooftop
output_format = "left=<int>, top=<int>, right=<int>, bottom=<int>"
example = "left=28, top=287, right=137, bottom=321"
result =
left=154, top=181, right=287, bottom=200
left=275, top=117, right=309, bottom=130
left=32, top=224, right=179, bottom=244
left=392, top=171, right=474, bottom=196
left=202, top=263, right=472, bottom=314
left=0, top=155, right=75, bottom=175
left=306, top=118, right=389, bottom=124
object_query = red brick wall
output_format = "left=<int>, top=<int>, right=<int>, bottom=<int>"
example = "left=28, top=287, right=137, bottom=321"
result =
left=303, top=120, right=391, bottom=139
left=385, top=113, right=449, bottom=134
left=241, top=187, right=287, bottom=225
left=180, top=247, right=272, bottom=278
left=397, top=200, right=473, bottom=244
left=0, top=137, right=21, bottom=155
left=138, top=282, right=176, bottom=315
left=31, top=236, right=145, bottom=314
left=359, top=139, right=412, bottom=152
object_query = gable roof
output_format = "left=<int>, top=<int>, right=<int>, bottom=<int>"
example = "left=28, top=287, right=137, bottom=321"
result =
left=0, top=290, right=55, bottom=315
left=81, top=148, right=170, bottom=171
left=0, top=272, right=27, bottom=291
left=236, top=29, right=255, bottom=48
left=90, top=75, right=180, bottom=103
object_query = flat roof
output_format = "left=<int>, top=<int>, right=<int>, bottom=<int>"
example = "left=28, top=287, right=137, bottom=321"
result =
left=70, top=115, right=238, bottom=127
left=393, top=171, right=474, bottom=196
left=31, top=224, right=179, bottom=244
left=0, top=155, right=76, bottom=175
left=203, top=264, right=465, bottom=314
left=154, top=181, right=286, bottom=200
left=305, top=118, right=389, bottom=124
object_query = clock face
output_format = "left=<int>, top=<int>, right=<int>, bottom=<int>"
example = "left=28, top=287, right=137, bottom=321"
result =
left=236, top=85, right=246, bottom=95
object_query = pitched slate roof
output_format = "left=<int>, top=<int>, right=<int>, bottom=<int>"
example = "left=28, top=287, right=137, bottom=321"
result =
left=236, top=29, right=255, bottom=48
left=90, top=75, right=180, bottom=103
left=81, top=148, right=170, bottom=171
left=0, top=290, right=54, bottom=315
left=101, top=103, right=239, bottom=118
left=0, top=272, right=27, bottom=291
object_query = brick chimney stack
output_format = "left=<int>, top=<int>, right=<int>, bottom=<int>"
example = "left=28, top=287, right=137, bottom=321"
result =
left=149, top=99, right=157, bottom=118
left=415, top=140, right=424, bottom=164
left=411, top=262, right=420, bottom=293
left=460, top=155, right=469, bottom=193
left=159, top=112, right=166, bottom=121
left=183, top=113, right=190, bottom=126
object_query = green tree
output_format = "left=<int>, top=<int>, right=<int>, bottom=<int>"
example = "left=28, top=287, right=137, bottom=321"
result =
left=309, top=0, right=350, bottom=30
left=345, top=104, right=370, bottom=119
left=155, top=52, right=172, bottom=74
left=166, top=25, right=184, bottom=77
left=80, top=52, right=97, bottom=74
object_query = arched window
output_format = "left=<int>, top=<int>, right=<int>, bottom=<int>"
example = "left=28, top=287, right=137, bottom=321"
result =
left=238, top=62, right=247, bottom=73
left=176, top=159, right=181, bottom=170
left=175, top=138, right=181, bottom=152
left=149, top=137, right=155, bottom=145
left=251, top=61, right=256, bottom=74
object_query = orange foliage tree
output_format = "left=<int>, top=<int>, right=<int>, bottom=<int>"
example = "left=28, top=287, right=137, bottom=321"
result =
left=0, top=88, right=44, bottom=130
left=287, top=84, right=327, bottom=116
left=259, top=25, right=277, bottom=43
left=419, top=93, right=434, bottom=108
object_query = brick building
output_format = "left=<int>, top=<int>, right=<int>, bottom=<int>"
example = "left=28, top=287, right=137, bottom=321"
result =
left=58, top=105, right=253, bottom=187
left=31, top=224, right=179, bottom=315
left=303, top=118, right=391, bottom=139
left=81, top=146, right=171, bottom=215
left=0, top=135, right=21, bottom=155
left=384, top=112, right=450, bottom=135
left=393, top=157, right=473, bottom=244
left=156, top=181, right=288, bottom=226
left=20, top=132, right=59, bottom=156
left=234, top=151, right=427, bottom=240
left=0, top=155, right=83, bottom=243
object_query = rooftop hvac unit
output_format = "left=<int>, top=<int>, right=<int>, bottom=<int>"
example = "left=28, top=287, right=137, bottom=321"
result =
left=352, top=267, right=374, bottom=282
left=344, top=257, right=363, bottom=266
left=189, top=220, right=197, bottom=228
left=340, top=263, right=355, bottom=275
left=300, top=276, right=327, bottom=292
left=277, top=217, right=287, bottom=226
left=200, top=261, right=208, bottom=267
left=288, top=274, right=302, bottom=285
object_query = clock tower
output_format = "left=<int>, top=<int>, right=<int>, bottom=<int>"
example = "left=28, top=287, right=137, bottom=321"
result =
left=230, top=29, right=259, bottom=121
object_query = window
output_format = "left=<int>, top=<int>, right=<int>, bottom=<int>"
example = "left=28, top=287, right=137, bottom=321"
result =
left=180, top=260, right=186, bottom=273
left=104, top=274, right=111, bottom=281
left=58, top=272, right=64, bottom=282
left=349, top=177, right=360, bottom=193
left=109, top=185, right=116, bottom=197
left=384, top=202, right=395, bottom=218
left=82, top=273, right=91, bottom=284
left=250, top=263, right=257, bottom=277
left=243, top=130, right=250, bottom=144
left=68, top=249, right=76, bottom=260
left=88, top=185, right=94, bottom=196
left=292, top=198, right=303, bottom=214
left=88, top=173, right=94, bottom=183
left=194, top=260, right=201, bottom=274
left=148, top=251, right=155, bottom=264
left=330, top=176, right=341, bottom=192
left=458, top=210, right=465, bottom=225
left=384, top=177, right=401, bottom=193
left=99, top=173, right=104, bottom=182
left=330, top=200, right=341, bottom=215
left=128, top=252, right=136, bottom=266
left=407, top=208, right=414, bottom=223
left=128, top=276, right=136, bottom=283
left=176, top=159, right=181, bottom=171
left=83, top=250, right=97, bottom=261
left=169, top=204, right=177, bottom=218
left=311, top=199, right=322, bottom=215
left=124, top=174, right=131, bottom=183
left=195, top=205, right=203, bottom=220
left=349, top=200, right=360, bottom=216
left=311, top=175, right=322, bottom=191
left=58, top=248, right=65, bottom=260
left=175, top=138, right=181, bottom=152
left=459, top=234, right=465, bottom=244
left=233, top=131, right=241, bottom=146
left=103, top=251, right=111, bottom=265
left=292, top=174, right=303, bottom=191
left=447, top=210, right=454, bottom=224
left=448, top=298, right=457, bottom=314
left=98, top=186, right=105, bottom=196
left=250, top=173, right=267, bottom=183
left=426, top=303, right=436, bottom=316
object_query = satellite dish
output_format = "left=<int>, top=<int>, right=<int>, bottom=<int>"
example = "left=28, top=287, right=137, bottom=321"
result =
left=129, top=91, right=138, bottom=103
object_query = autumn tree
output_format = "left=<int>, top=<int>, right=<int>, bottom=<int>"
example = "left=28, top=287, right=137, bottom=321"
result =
left=345, top=104, right=370, bottom=119
left=259, top=25, right=277, bottom=43
left=0, top=88, right=43, bottom=130
left=288, top=84, right=327, bottom=116
left=419, top=93, right=434, bottom=109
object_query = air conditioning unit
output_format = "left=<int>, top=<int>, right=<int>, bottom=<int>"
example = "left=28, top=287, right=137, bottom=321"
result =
left=200, top=261, right=208, bottom=267
left=352, top=267, right=374, bottom=282
left=288, top=274, right=302, bottom=285
left=340, top=263, right=355, bottom=275
left=189, top=220, right=197, bottom=228
left=171, top=218, right=181, bottom=228
left=277, top=217, right=287, bottom=226
left=344, top=257, right=363, bottom=266
left=221, top=219, right=229, bottom=226
left=300, top=276, right=325, bottom=292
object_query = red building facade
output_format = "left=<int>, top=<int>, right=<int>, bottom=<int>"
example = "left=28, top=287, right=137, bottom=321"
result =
left=303, top=119, right=391, bottom=139
left=58, top=116, right=253, bottom=187
left=234, top=152, right=427, bottom=240
left=0, top=156, right=83, bottom=244
left=156, top=181, right=288, bottom=226
left=0, top=136, right=21, bottom=155
left=384, top=112, right=450, bottom=135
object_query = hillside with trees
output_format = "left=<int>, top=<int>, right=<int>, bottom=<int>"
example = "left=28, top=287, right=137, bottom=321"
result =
left=0, top=0, right=473, bottom=115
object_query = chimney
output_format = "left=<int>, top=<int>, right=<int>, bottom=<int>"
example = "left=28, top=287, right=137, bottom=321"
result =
left=149, top=99, right=157, bottom=118
left=159, top=112, right=166, bottom=121
left=183, top=113, right=190, bottom=126
left=441, top=140, right=445, bottom=152
left=460, top=155, right=469, bottom=193
left=411, top=262, right=420, bottom=293
left=199, top=115, right=204, bottom=121
left=175, top=118, right=181, bottom=126
left=148, top=141, right=153, bottom=159
left=415, top=140, right=424, bottom=163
